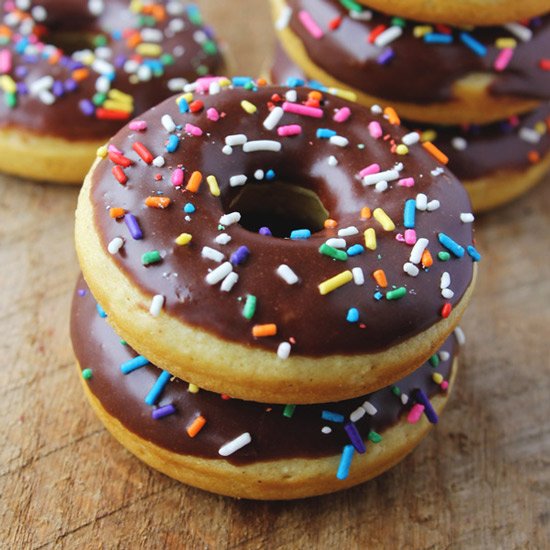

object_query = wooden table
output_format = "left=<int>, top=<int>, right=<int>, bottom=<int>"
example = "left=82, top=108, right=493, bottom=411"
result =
left=1, top=2, right=549, bottom=547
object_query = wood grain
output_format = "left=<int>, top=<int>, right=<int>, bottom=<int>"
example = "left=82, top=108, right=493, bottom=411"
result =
left=1, top=1, right=549, bottom=548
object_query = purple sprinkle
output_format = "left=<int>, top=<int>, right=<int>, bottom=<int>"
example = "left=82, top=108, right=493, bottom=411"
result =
left=64, top=79, right=78, bottom=92
left=79, top=99, right=95, bottom=116
left=152, top=404, right=176, bottom=420
left=52, top=80, right=64, bottom=97
left=77, top=289, right=87, bottom=296
left=115, top=54, right=127, bottom=68
left=413, top=389, right=438, bottom=424
left=377, top=47, right=395, bottom=65
left=259, top=227, right=272, bottom=236
left=344, top=422, right=366, bottom=454
left=125, top=214, right=143, bottom=240
left=230, top=245, right=250, bottom=265
left=15, top=66, right=27, bottom=78
left=16, top=82, right=28, bottom=95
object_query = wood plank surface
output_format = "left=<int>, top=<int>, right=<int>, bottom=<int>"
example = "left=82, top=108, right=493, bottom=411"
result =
left=1, top=1, right=549, bottom=548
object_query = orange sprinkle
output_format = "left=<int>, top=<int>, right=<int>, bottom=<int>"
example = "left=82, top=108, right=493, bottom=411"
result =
left=48, top=50, right=61, bottom=65
left=384, top=106, right=400, bottom=125
left=421, top=249, right=433, bottom=268
left=252, top=324, right=277, bottom=338
left=324, top=218, right=338, bottom=229
left=256, top=78, right=268, bottom=87
left=72, top=68, right=89, bottom=82
left=308, top=90, right=323, bottom=101
left=360, top=207, right=372, bottom=219
left=422, top=142, right=449, bottom=165
left=528, top=150, right=540, bottom=164
left=372, top=269, right=388, bottom=288
left=186, top=171, right=203, bottom=193
left=109, top=207, right=126, bottom=219
left=145, top=196, right=171, bottom=209
left=186, top=415, right=207, bottom=438
left=126, top=32, right=141, bottom=49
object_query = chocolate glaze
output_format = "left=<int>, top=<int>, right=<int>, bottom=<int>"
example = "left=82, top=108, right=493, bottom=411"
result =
left=283, top=0, right=550, bottom=104
left=0, top=0, right=223, bottom=140
left=271, top=44, right=550, bottom=180
left=71, top=276, right=457, bottom=464
left=89, top=83, right=476, bottom=356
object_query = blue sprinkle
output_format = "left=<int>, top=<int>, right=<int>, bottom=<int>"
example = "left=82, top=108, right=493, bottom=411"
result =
left=286, top=77, right=305, bottom=87
left=404, top=199, right=416, bottom=229
left=232, top=76, right=254, bottom=87
left=145, top=370, right=172, bottom=406
left=460, top=32, right=487, bottom=56
left=424, top=33, right=453, bottom=44
left=183, top=203, right=196, bottom=213
left=374, top=291, right=384, bottom=301
left=413, top=389, right=439, bottom=424
left=467, top=245, right=481, bottom=262
left=290, top=229, right=311, bottom=240
left=347, top=244, right=364, bottom=257
left=96, top=303, right=107, bottom=318
left=152, top=404, right=176, bottom=420
left=346, top=308, right=359, bottom=323
left=166, top=134, right=179, bottom=153
left=265, top=169, right=276, bottom=180
left=322, top=410, right=345, bottom=423
left=438, top=233, right=465, bottom=257
left=336, top=445, right=355, bottom=480
left=377, top=47, right=395, bottom=64
left=308, top=80, right=328, bottom=91
left=178, top=97, right=189, bottom=113
left=316, top=128, right=337, bottom=139
left=344, top=422, right=366, bottom=454
left=120, top=355, right=150, bottom=375
left=259, top=226, right=272, bottom=236
left=230, top=245, right=250, bottom=265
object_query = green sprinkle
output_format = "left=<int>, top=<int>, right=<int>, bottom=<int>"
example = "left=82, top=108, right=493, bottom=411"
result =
left=93, top=34, right=108, bottom=47
left=82, top=368, right=93, bottom=380
left=243, top=295, right=257, bottom=320
left=339, top=0, right=363, bottom=12
left=120, top=339, right=127, bottom=346
left=368, top=430, right=382, bottom=443
left=202, top=40, right=218, bottom=55
left=92, top=92, right=107, bottom=106
left=283, top=404, right=296, bottom=418
left=160, top=53, right=175, bottom=66
left=391, top=385, right=401, bottom=396
left=438, top=251, right=451, bottom=261
left=386, top=287, right=407, bottom=300
left=188, top=8, right=203, bottom=25
left=429, top=354, right=440, bottom=368
left=319, top=243, right=348, bottom=261
left=391, top=17, right=407, bottom=27
left=142, top=250, right=162, bottom=265
left=5, top=93, right=16, bottom=108
left=196, top=64, right=209, bottom=76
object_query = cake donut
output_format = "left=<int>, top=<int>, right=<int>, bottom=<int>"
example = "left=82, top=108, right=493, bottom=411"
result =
left=75, top=79, right=479, bottom=404
left=271, top=0, right=550, bottom=125
left=72, top=276, right=462, bottom=500
left=270, top=45, right=550, bottom=212
left=0, top=0, right=224, bottom=183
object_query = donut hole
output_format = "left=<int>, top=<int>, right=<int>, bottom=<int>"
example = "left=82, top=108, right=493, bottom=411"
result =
left=226, top=182, right=329, bottom=238
left=46, top=32, right=101, bottom=55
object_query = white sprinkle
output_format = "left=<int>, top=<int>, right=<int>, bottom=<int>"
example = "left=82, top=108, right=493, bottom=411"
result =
left=92, top=59, right=114, bottom=76
left=141, top=28, right=163, bottom=42
left=362, top=169, right=399, bottom=186
left=504, top=22, right=533, bottom=42
left=374, top=25, right=403, bottom=47
left=431, top=167, right=445, bottom=176
left=352, top=267, right=365, bottom=285
left=403, top=262, right=420, bottom=277
left=326, top=238, right=346, bottom=248
left=350, top=9, right=372, bottom=21
left=439, top=351, right=451, bottom=362
left=454, top=326, right=466, bottom=345
left=427, top=199, right=440, bottom=211
left=205, top=262, right=233, bottom=285
left=329, top=135, right=349, bottom=147
left=167, top=78, right=188, bottom=92
left=222, top=145, right=233, bottom=155
left=402, top=132, right=420, bottom=146
left=88, top=0, right=104, bottom=16
left=209, top=81, right=221, bottom=95
left=31, top=5, right=47, bottom=20
left=338, top=226, right=359, bottom=237
left=263, top=106, right=284, bottom=130
left=276, top=264, right=299, bottom=285
left=230, top=174, right=247, bottom=187
left=152, top=155, right=165, bottom=167
left=519, top=127, right=541, bottom=144
left=254, top=170, right=265, bottom=180
left=225, top=134, right=247, bottom=146
left=277, top=342, right=291, bottom=360
left=285, top=89, right=297, bottom=102
left=409, top=238, right=429, bottom=264
left=149, top=295, right=164, bottom=317
left=401, top=394, right=409, bottom=405
left=440, top=272, right=451, bottom=289
left=375, top=180, right=388, bottom=193
left=276, top=5, right=293, bottom=30
left=370, top=104, right=382, bottom=114
left=218, top=432, right=252, bottom=456
left=215, top=233, right=232, bottom=245
left=29, top=75, right=53, bottom=95
left=452, top=137, right=468, bottom=150
left=363, top=400, right=378, bottom=416
left=321, top=426, right=332, bottom=434
left=460, top=212, right=475, bottom=223
left=161, top=114, right=176, bottom=132
left=107, top=237, right=124, bottom=255
left=416, top=193, right=428, bottom=211
left=201, top=246, right=225, bottom=263
left=38, top=90, right=55, bottom=105
left=219, top=212, right=241, bottom=226
left=328, top=155, right=338, bottom=166
left=243, top=140, right=282, bottom=153
left=442, top=288, right=454, bottom=299
left=350, top=406, right=366, bottom=423
left=220, top=272, right=239, bottom=292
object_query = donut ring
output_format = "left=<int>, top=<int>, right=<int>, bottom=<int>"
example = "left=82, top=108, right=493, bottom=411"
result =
left=72, top=276, right=460, bottom=500
left=0, top=0, right=224, bottom=183
left=75, top=79, right=478, bottom=404
left=271, top=0, right=549, bottom=125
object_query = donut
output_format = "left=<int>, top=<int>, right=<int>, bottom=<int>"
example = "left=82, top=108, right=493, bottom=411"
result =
left=75, top=78, right=479, bottom=404
left=270, top=0, right=550, bottom=125
left=72, top=275, right=462, bottom=500
left=269, top=45, right=550, bottom=212
left=352, top=0, right=549, bottom=28
left=0, top=0, right=224, bottom=183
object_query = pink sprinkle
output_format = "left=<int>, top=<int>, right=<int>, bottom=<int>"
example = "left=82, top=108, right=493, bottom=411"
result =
left=0, top=50, right=12, bottom=74
left=333, top=107, right=351, bottom=123
left=207, top=108, right=219, bottom=121
left=398, top=177, right=415, bottom=187
left=277, top=124, right=302, bottom=137
left=396, top=234, right=405, bottom=242
left=129, top=120, right=147, bottom=131
left=509, top=114, right=520, bottom=127
left=108, top=144, right=123, bottom=154
left=441, top=381, right=449, bottom=391
left=195, top=76, right=225, bottom=93
left=407, top=404, right=424, bottom=424
left=282, top=101, right=323, bottom=118
left=298, top=10, right=323, bottom=39
left=359, top=163, right=380, bottom=177
left=185, top=123, right=203, bottom=137
left=171, top=167, right=184, bottom=187
left=494, top=48, right=514, bottom=72
left=404, top=229, right=417, bottom=245
left=368, top=121, right=383, bottom=139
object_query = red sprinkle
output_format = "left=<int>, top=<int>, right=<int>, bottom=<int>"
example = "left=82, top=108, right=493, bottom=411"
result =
left=108, top=151, right=133, bottom=167
left=112, top=165, right=127, bottom=185
left=441, top=303, right=452, bottom=318
left=368, top=24, right=386, bottom=44
left=132, top=142, right=153, bottom=164
left=96, top=108, right=131, bottom=121
left=189, top=100, right=204, bottom=113
left=539, top=59, right=550, bottom=71
left=329, top=16, right=342, bottom=30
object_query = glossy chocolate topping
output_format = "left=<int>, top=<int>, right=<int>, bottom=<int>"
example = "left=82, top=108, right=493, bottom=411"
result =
left=0, top=0, right=223, bottom=140
left=71, top=276, right=457, bottom=464
left=282, top=0, right=550, bottom=104
left=89, top=83, right=477, bottom=356
left=271, top=45, right=550, bottom=180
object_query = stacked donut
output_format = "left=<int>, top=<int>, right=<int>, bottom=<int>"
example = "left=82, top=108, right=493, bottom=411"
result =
left=0, top=0, right=224, bottom=183
left=72, top=78, right=480, bottom=499
left=270, top=0, right=550, bottom=211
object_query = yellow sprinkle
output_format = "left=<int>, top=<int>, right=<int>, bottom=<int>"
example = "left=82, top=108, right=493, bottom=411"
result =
left=108, top=89, right=134, bottom=104
left=96, top=145, right=108, bottom=158
left=188, top=383, right=199, bottom=394
left=218, top=77, right=232, bottom=88
left=413, top=25, right=433, bottom=38
left=207, top=175, right=220, bottom=197
left=373, top=208, right=396, bottom=231
left=421, top=129, right=437, bottom=143
left=432, top=373, right=444, bottom=385
left=241, top=100, right=257, bottom=114
left=534, top=121, right=547, bottom=135
left=103, top=100, right=133, bottom=113
left=318, top=270, right=353, bottom=296
left=364, top=228, right=377, bottom=250
left=396, top=144, right=409, bottom=155
left=175, top=233, right=193, bottom=246
left=495, top=37, right=517, bottom=49
left=328, top=87, right=357, bottom=102
left=80, top=52, right=95, bottom=66
left=136, top=43, right=162, bottom=57
left=129, top=0, right=142, bottom=13
left=0, top=75, right=16, bottom=93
